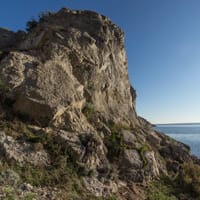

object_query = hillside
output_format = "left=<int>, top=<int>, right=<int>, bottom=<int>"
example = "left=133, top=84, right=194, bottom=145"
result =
left=0, top=8, right=199, bottom=200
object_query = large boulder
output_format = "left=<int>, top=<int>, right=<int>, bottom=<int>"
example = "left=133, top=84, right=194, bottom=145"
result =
left=121, top=149, right=143, bottom=169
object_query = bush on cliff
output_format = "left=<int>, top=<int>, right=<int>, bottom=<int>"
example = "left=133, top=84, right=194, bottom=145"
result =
left=26, top=18, right=38, bottom=32
left=147, top=161, right=200, bottom=199
left=26, top=11, right=55, bottom=32
left=178, top=161, right=200, bottom=197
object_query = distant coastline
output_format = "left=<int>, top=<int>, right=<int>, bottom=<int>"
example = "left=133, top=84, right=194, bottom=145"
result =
left=156, top=122, right=200, bottom=126
left=155, top=123, right=200, bottom=159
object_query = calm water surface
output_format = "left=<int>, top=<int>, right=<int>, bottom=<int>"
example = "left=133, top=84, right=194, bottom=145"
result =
left=155, top=124, right=200, bottom=158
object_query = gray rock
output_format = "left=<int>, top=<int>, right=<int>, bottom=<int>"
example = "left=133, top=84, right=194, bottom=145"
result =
left=0, top=131, right=49, bottom=166
left=0, top=169, right=20, bottom=186
left=144, top=151, right=160, bottom=180
left=121, top=149, right=143, bottom=169
left=82, top=176, right=118, bottom=197
left=159, top=143, right=191, bottom=163
left=120, top=169, right=144, bottom=183
left=120, top=130, right=137, bottom=147
left=57, top=130, right=107, bottom=171
left=138, top=117, right=153, bottom=129
left=146, top=130, right=162, bottom=147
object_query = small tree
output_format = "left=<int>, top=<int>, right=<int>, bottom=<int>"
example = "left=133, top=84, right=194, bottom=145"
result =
left=26, top=18, right=38, bottom=32
left=26, top=11, right=55, bottom=32
left=39, top=11, right=54, bottom=22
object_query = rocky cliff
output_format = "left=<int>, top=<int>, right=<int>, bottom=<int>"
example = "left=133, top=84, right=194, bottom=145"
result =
left=0, top=8, right=199, bottom=200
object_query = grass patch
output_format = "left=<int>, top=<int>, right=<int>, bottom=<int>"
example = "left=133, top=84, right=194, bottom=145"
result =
left=1, top=120, right=37, bottom=140
left=0, top=123, right=79, bottom=187
left=0, top=122, right=96, bottom=199
left=0, top=144, right=86, bottom=199
left=147, top=177, right=177, bottom=200
left=21, top=192, right=37, bottom=200
left=1, top=186, right=17, bottom=200
left=103, top=196, right=118, bottom=200
left=0, top=184, right=37, bottom=200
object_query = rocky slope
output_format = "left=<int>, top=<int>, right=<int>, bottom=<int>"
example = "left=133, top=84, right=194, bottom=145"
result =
left=0, top=8, right=199, bottom=200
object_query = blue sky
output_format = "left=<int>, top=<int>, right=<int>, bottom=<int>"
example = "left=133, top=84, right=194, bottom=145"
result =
left=0, top=0, right=200, bottom=123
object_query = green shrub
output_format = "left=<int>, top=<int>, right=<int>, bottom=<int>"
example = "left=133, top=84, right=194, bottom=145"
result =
left=39, top=11, right=55, bottom=22
left=3, top=121, right=36, bottom=141
left=102, top=121, right=133, bottom=163
left=82, top=103, right=96, bottom=122
left=103, top=123, right=124, bottom=162
left=26, top=18, right=38, bottom=32
left=1, top=186, right=17, bottom=200
left=147, top=162, right=200, bottom=200
left=26, top=11, right=54, bottom=32
left=147, top=178, right=177, bottom=200
left=104, top=196, right=118, bottom=200
left=178, top=161, right=200, bottom=197
left=21, top=192, right=36, bottom=200
left=106, top=132, right=122, bottom=162
left=0, top=185, right=37, bottom=200
left=0, top=125, right=79, bottom=187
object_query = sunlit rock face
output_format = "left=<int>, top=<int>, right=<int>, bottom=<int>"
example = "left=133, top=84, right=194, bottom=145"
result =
left=0, top=8, right=139, bottom=128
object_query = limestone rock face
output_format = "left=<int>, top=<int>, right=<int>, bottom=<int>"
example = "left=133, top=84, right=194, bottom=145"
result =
left=0, top=8, right=138, bottom=127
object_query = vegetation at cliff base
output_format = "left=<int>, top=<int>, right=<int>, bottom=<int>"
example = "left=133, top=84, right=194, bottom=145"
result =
left=147, top=161, right=200, bottom=200
left=178, top=161, right=200, bottom=197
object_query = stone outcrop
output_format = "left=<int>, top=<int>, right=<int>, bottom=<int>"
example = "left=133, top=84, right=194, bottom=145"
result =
left=0, top=8, right=139, bottom=128
left=0, top=131, right=49, bottom=166
left=0, top=8, right=197, bottom=200
left=0, top=28, right=25, bottom=51
left=0, top=28, right=17, bottom=49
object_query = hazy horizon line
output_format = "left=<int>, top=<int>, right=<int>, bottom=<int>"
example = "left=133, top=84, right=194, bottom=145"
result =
left=156, top=122, right=200, bottom=125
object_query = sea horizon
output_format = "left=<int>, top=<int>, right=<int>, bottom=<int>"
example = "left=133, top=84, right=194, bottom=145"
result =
left=156, top=122, right=200, bottom=126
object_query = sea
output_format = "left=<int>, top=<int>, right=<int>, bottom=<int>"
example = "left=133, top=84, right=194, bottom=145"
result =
left=155, top=123, right=200, bottom=158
